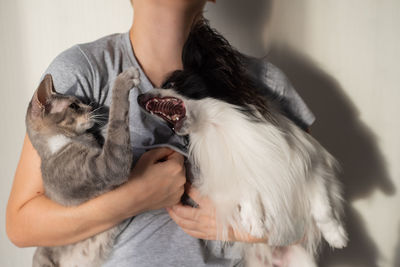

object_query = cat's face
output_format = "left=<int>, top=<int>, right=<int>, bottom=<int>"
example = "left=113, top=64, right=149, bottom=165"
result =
left=42, top=95, right=94, bottom=135
left=27, top=75, right=94, bottom=136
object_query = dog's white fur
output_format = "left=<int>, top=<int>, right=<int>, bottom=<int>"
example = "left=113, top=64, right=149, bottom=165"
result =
left=151, top=88, right=348, bottom=266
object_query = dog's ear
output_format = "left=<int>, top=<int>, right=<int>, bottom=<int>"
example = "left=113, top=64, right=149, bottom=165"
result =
left=182, top=31, right=204, bottom=70
left=182, top=19, right=220, bottom=71
left=162, top=70, right=182, bottom=89
left=182, top=19, right=242, bottom=78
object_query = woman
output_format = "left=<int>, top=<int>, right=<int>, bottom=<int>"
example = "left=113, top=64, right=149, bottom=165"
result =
left=6, top=0, right=315, bottom=266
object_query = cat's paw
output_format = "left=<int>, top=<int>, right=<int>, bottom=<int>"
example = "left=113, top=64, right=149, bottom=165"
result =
left=115, top=67, right=140, bottom=91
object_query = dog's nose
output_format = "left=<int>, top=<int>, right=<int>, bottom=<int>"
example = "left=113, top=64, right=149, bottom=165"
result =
left=137, top=94, right=145, bottom=105
left=137, top=94, right=145, bottom=103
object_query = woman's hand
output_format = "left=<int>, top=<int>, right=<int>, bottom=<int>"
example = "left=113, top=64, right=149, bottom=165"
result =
left=115, top=147, right=187, bottom=218
left=166, top=185, right=268, bottom=243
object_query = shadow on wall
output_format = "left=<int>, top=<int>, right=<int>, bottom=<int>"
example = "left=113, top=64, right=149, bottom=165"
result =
left=394, top=225, right=400, bottom=267
left=206, top=0, right=396, bottom=266
left=204, top=0, right=272, bottom=57
left=268, top=47, right=395, bottom=267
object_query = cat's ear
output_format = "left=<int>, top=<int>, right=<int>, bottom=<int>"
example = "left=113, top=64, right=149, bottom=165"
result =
left=30, top=74, right=56, bottom=117
left=36, top=74, right=56, bottom=105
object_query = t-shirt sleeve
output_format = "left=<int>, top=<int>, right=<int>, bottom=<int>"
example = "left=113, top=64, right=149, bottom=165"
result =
left=247, top=58, right=316, bottom=129
left=41, top=45, right=96, bottom=103
left=264, top=61, right=315, bottom=127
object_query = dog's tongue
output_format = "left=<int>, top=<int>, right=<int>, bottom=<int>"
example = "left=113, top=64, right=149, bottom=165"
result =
left=146, top=97, right=184, bottom=120
left=139, top=95, right=186, bottom=131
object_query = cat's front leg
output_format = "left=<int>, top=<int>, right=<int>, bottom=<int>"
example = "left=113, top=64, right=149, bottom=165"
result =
left=90, top=68, right=140, bottom=187
left=109, top=67, right=140, bottom=122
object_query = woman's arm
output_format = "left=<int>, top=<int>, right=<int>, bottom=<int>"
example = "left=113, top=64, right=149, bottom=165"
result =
left=6, top=134, right=186, bottom=247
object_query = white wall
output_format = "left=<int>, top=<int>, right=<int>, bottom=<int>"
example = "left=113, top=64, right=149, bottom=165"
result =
left=0, top=1, right=132, bottom=266
left=1, top=1, right=399, bottom=266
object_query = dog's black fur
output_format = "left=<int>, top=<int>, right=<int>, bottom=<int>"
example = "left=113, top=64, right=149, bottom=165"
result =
left=162, top=19, right=274, bottom=123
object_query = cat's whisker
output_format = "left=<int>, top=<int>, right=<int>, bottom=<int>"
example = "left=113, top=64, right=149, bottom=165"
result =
left=90, top=118, right=108, bottom=126
left=88, top=111, right=99, bottom=117
left=89, top=117, right=107, bottom=122
left=88, top=107, right=104, bottom=116
left=90, top=117, right=104, bottom=122
left=89, top=115, right=105, bottom=119
left=90, top=106, right=102, bottom=113
left=89, top=114, right=108, bottom=118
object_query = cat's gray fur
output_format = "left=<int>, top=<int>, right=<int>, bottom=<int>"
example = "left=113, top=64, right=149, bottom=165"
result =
left=26, top=67, right=140, bottom=267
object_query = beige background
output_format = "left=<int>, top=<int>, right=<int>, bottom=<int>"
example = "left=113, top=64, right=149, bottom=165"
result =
left=1, top=0, right=399, bottom=266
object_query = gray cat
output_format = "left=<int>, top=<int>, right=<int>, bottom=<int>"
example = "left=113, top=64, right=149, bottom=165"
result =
left=26, top=67, right=140, bottom=267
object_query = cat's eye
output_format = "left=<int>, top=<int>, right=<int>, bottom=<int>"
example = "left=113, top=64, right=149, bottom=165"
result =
left=69, top=103, right=80, bottom=110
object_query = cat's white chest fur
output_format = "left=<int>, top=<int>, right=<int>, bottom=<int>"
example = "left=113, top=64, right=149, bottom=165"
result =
left=48, top=135, right=71, bottom=154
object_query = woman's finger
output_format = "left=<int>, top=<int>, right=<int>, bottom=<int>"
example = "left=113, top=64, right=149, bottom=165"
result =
left=186, top=186, right=214, bottom=207
left=166, top=150, right=185, bottom=165
left=185, top=185, right=202, bottom=202
left=168, top=209, right=198, bottom=230
left=168, top=204, right=200, bottom=221
left=167, top=207, right=204, bottom=231
left=181, top=229, right=210, bottom=240
left=146, top=147, right=175, bottom=163
left=167, top=206, right=216, bottom=230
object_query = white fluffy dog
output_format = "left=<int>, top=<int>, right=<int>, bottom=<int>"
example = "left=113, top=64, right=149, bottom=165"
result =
left=138, top=20, right=348, bottom=266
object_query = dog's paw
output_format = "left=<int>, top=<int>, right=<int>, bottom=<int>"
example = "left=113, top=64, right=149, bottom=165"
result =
left=322, top=222, right=348, bottom=249
left=327, top=225, right=348, bottom=249
left=115, top=67, right=140, bottom=91
left=239, top=200, right=266, bottom=238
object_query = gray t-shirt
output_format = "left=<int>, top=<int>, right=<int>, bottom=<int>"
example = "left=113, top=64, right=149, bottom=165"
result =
left=43, top=32, right=315, bottom=267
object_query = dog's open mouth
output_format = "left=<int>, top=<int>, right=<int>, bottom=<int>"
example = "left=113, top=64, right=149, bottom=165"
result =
left=138, top=94, right=186, bottom=130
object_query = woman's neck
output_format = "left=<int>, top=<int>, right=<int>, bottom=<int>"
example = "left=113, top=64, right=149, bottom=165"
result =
left=130, top=2, right=204, bottom=87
